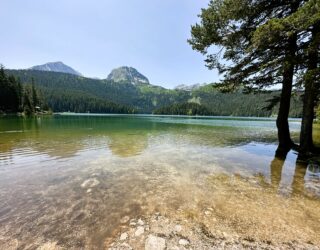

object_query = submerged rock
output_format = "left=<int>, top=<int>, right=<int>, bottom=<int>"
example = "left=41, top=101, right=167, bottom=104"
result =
left=119, top=233, right=128, bottom=241
left=134, top=226, right=144, bottom=237
left=174, top=225, right=182, bottom=233
left=179, top=239, right=189, bottom=246
left=110, top=242, right=132, bottom=250
left=204, top=210, right=211, bottom=216
left=108, top=214, right=319, bottom=250
left=129, top=222, right=136, bottom=226
left=138, top=219, right=145, bottom=226
left=80, top=178, right=100, bottom=188
left=37, top=241, right=61, bottom=250
left=120, top=216, right=130, bottom=224
left=145, top=235, right=166, bottom=250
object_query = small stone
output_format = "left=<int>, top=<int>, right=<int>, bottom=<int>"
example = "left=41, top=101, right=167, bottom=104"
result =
left=222, top=232, right=228, bottom=238
left=37, top=242, right=59, bottom=250
left=204, top=210, right=211, bottom=216
left=174, top=225, right=182, bottom=233
left=179, top=239, right=189, bottom=246
left=170, top=247, right=180, bottom=250
left=87, top=189, right=92, bottom=193
left=120, top=216, right=130, bottom=224
left=81, top=178, right=100, bottom=188
left=129, top=222, right=136, bottom=226
left=120, top=233, right=128, bottom=241
left=145, top=235, right=166, bottom=250
left=134, top=226, right=144, bottom=237
left=137, top=219, right=145, bottom=226
left=116, top=243, right=132, bottom=250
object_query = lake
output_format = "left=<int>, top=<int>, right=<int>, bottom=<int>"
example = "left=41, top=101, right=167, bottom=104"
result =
left=0, top=114, right=319, bottom=249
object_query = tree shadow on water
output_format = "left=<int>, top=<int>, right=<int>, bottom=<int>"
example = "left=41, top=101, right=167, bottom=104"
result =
left=269, top=148, right=320, bottom=197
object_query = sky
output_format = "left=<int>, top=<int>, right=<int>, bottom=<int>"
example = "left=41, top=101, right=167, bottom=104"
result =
left=0, top=0, right=220, bottom=88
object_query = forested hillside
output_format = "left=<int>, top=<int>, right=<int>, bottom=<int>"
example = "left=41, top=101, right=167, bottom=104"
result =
left=7, top=69, right=189, bottom=113
left=0, top=67, right=42, bottom=115
left=7, top=69, right=303, bottom=117
left=191, top=85, right=302, bottom=117
left=154, top=102, right=214, bottom=116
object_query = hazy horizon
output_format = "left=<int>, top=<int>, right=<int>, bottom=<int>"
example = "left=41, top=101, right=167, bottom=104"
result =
left=1, top=0, right=220, bottom=88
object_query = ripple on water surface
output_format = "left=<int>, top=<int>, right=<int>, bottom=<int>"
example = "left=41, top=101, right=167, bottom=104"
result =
left=0, top=115, right=319, bottom=249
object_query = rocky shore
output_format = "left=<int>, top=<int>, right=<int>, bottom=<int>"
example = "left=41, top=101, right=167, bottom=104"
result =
left=108, top=213, right=319, bottom=250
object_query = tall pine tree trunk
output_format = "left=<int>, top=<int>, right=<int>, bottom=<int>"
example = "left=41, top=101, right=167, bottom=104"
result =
left=300, top=23, right=320, bottom=153
left=276, top=33, right=297, bottom=154
left=276, top=1, right=300, bottom=155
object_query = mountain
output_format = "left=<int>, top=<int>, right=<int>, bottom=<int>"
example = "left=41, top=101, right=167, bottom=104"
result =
left=107, top=66, right=149, bottom=85
left=29, top=61, right=82, bottom=76
left=6, top=69, right=187, bottom=113
left=6, top=68, right=303, bottom=117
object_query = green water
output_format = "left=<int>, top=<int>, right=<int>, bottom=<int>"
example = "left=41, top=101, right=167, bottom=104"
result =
left=0, top=114, right=319, bottom=249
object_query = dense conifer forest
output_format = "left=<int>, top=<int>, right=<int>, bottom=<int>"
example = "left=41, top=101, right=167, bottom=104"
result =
left=0, top=67, right=42, bottom=115
left=6, top=69, right=303, bottom=117
left=153, top=102, right=214, bottom=116
left=1, top=69, right=136, bottom=114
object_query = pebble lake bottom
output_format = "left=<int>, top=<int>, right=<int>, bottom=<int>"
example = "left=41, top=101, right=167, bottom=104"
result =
left=0, top=114, right=319, bottom=249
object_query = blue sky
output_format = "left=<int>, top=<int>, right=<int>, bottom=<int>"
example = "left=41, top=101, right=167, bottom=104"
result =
left=1, top=0, right=219, bottom=88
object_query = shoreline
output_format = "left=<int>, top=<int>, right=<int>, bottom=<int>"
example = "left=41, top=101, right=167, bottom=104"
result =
left=0, top=111, right=53, bottom=117
left=108, top=213, right=319, bottom=250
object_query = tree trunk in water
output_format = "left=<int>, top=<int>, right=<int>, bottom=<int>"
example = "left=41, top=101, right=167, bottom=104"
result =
left=300, top=23, right=320, bottom=153
left=276, top=33, right=297, bottom=155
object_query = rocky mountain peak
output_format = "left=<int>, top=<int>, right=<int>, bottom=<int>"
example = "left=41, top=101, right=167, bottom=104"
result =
left=29, top=61, right=82, bottom=76
left=107, top=66, right=149, bottom=85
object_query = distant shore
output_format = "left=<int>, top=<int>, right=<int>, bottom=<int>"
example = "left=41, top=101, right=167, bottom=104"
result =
left=55, top=112, right=302, bottom=120
left=0, top=110, right=53, bottom=117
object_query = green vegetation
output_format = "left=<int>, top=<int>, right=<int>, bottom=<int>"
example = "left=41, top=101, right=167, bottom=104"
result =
left=191, top=85, right=302, bottom=117
left=154, top=102, right=214, bottom=116
left=7, top=69, right=188, bottom=114
left=46, top=92, right=136, bottom=114
left=6, top=69, right=303, bottom=117
left=1, top=67, right=137, bottom=115
left=5, top=70, right=137, bottom=114
left=0, top=66, right=43, bottom=115
left=189, top=0, right=319, bottom=154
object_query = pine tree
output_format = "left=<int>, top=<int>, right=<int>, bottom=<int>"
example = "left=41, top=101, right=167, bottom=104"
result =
left=23, top=86, right=34, bottom=115
left=189, top=0, right=304, bottom=153
left=31, top=78, right=39, bottom=109
left=16, top=78, right=23, bottom=111
left=252, top=0, right=320, bottom=152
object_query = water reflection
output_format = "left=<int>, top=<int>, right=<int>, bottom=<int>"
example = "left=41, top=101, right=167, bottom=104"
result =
left=268, top=149, right=320, bottom=198
left=0, top=115, right=319, bottom=248
left=270, top=154, right=286, bottom=189
left=0, top=115, right=283, bottom=160
left=308, top=162, right=320, bottom=176
left=291, top=159, right=308, bottom=195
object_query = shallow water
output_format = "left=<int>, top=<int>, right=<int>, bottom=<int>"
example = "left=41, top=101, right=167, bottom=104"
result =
left=0, top=114, right=319, bottom=249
